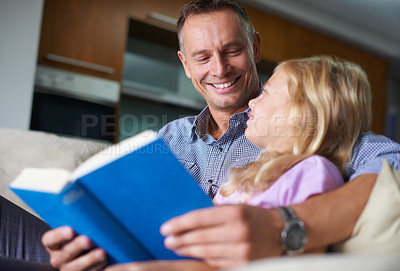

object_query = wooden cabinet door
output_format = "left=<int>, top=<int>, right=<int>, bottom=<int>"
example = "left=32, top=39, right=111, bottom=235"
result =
left=126, top=0, right=188, bottom=32
left=38, top=0, right=129, bottom=81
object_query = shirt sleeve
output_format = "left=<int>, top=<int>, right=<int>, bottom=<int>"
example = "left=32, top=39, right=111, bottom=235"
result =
left=277, top=155, right=344, bottom=206
left=344, top=133, right=400, bottom=181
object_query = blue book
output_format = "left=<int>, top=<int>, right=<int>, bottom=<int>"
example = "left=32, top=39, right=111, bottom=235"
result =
left=9, top=130, right=213, bottom=264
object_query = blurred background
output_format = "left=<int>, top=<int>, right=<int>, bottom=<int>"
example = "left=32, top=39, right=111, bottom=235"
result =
left=0, top=0, right=399, bottom=143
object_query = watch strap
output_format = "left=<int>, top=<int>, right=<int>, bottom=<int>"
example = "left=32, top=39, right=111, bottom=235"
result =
left=278, top=206, right=297, bottom=221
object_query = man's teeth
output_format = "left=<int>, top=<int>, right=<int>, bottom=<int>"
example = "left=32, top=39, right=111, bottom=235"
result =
left=213, top=81, right=234, bottom=89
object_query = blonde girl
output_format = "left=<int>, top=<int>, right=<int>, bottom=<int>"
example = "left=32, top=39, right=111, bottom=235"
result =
left=216, top=55, right=372, bottom=207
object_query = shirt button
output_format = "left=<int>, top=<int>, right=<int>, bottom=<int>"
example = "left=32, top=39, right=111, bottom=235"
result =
left=218, top=147, right=223, bottom=152
left=208, top=179, right=213, bottom=184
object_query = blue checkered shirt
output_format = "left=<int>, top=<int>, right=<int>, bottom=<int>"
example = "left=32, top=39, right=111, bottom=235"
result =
left=343, top=131, right=400, bottom=181
left=158, top=107, right=262, bottom=198
left=159, top=107, right=400, bottom=198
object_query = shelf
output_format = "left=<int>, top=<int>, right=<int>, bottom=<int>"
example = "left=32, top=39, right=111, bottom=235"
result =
left=122, top=80, right=206, bottom=110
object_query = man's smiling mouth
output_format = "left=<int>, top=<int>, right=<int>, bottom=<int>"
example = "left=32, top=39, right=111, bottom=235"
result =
left=211, top=77, right=240, bottom=89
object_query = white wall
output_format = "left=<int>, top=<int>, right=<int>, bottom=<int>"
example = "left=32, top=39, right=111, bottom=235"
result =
left=0, top=0, right=43, bottom=129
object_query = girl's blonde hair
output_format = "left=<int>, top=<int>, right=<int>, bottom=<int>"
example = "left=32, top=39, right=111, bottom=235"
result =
left=220, top=55, right=372, bottom=196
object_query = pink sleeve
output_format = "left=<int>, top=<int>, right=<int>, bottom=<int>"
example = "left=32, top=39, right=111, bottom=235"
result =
left=277, top=155, right=344, bottom=206
left=214, top=155, right=344, bottom=208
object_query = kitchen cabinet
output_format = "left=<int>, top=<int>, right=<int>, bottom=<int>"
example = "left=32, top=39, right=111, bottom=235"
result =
left=38, top=0, right=129, bottom=81
left=126, top=0, right=188, bottom=32
left=37, top=0, right=187, bottom=81
left=245, top=5, right=388, bottom=134
left=36, top=0, right=388, bottom=134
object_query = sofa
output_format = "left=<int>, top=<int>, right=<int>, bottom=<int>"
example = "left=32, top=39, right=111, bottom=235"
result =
left=0, top=128, right=108, bottom=267
left=1, top=128, right=399, bottom=270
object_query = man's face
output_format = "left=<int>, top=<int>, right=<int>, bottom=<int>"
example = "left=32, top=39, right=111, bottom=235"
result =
left=178, top=9, right=261, bottom=114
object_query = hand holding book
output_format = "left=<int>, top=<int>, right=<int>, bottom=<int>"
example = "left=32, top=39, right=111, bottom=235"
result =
left=9, top=130, right=213, bottom=264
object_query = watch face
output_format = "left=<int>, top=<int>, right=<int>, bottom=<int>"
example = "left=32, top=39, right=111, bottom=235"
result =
left=286, top=223, right=307, bottom=251
left=278, top=207, right=307, bottom=254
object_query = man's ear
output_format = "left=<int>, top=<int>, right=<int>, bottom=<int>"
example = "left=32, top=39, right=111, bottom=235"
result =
left=253, top=32, right=261, bottom=63
left=178, top=50, right=192, bottom=79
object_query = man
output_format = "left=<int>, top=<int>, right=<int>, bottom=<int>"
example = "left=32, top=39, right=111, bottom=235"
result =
left=42, top=0, right=400, bottom=270
left=156, top=0, right=262, bottom=199
left=43, top=1, right=263, bottom=269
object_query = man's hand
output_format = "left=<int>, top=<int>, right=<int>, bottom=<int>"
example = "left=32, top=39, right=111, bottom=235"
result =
left=160, top=205, right=284, bottom=269
left=41, top=226, right=108, bottom=271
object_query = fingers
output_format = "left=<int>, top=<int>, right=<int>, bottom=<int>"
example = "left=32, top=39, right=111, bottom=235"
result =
left=164, top=218, right=250, bottom=250
left=160, top=204, right=284, bottom=269
left=41, top=226, right=108, bottom=270
left=161, top=205, right=245, bottom=236
left=160, top=205, right=255, bottom=269
left=42, top=226, right=75, bottom=251
left=59, top=247, right=107, bottom=271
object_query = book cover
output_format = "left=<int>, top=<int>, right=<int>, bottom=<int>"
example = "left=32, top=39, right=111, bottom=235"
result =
left=9, top=130, right=213, bottom=263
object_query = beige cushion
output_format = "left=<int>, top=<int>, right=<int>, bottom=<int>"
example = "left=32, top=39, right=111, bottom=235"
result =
left=333, top=160, right=400, bottom=254
left=0, top=128, right=108, bottom=213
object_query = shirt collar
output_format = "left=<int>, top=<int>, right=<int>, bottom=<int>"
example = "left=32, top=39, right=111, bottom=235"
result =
left=189, top=83, right=263, bottom=142
left=189, top=106, right=250, bottom=142
left=190, top=106, right=211, bottom=141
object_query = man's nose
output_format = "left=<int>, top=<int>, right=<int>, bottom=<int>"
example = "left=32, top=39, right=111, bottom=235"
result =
left=211, top=55, right=229, bottom=77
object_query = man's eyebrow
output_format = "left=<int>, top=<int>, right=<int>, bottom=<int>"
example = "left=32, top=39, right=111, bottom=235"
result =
left=190, top=49, right=209, bottom=58
left=223, top=41, right=244, bottom=48
left=189, top=41, right=245, bottom=58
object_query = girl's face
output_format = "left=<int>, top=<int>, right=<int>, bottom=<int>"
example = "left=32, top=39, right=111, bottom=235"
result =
left=245, top=67, right=294, bottom=151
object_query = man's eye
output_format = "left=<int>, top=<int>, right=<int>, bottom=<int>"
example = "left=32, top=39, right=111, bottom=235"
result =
left=196, top=57, right=209, bottom=63
left=228, top=49, right=241, bottom=55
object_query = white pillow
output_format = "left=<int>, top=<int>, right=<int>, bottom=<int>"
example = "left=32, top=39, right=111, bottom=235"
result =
left=333, top=160, right=400, bottom=254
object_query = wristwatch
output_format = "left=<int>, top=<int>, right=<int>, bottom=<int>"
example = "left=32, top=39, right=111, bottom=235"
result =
left=278, top=207, right=307, bottom=255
